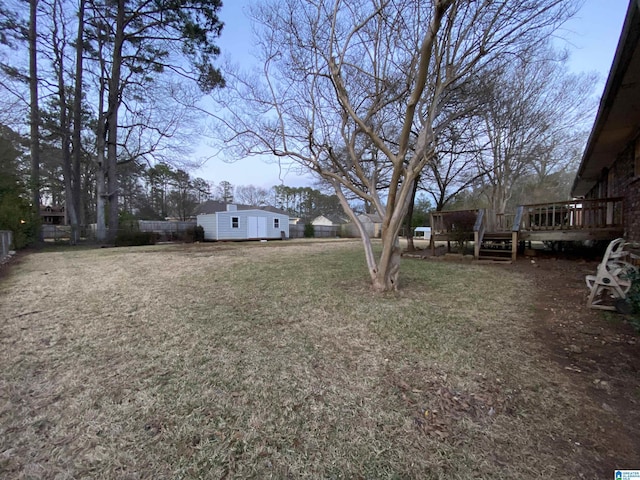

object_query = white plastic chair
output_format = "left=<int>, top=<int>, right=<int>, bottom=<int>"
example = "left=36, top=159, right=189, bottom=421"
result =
left=586, top=238, right=637, bottom=310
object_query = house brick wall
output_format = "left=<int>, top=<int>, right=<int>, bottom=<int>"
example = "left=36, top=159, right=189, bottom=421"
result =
left=626, top=178, right=640, bottom=243
left=586, top=138, right=640, bottom=243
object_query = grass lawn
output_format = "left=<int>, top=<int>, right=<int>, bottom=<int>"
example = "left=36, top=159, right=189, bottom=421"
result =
left=0, top=240, right=601, bottom=478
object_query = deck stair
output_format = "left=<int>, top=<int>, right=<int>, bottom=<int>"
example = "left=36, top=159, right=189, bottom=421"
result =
left=477, top=232, right=513, bottom=262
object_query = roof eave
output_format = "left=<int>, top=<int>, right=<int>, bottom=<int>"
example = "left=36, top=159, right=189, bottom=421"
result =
left=572, top=0, right=640, bottom=197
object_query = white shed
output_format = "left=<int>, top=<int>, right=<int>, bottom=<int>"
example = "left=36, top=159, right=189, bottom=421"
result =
left=197, top=205, right=290, bottom=241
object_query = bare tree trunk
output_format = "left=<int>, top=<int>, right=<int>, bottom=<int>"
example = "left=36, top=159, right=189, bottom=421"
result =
left=225, top=0, right=574, bottom=292
left=51, top=0, right=79, bottom=245
left=487, top=181, right=510, bottom=230
left=333, top=179, right=402, bottom=292
left=70, top=0, right=85, bottom=244
left=105, top=0, right=125, bottom=242
left=371, top=239, right=402, bottom=292
left=404, top=175, right=420, bottom=252
left=96, top=162, right=106, bottom=241
left=29, top=0, right=42, bottom=242
left=59, top=77, right=79, bottom=245
left=96, top=73, right=107, bottom=242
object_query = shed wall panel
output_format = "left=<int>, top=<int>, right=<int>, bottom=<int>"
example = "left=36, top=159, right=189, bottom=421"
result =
left=196, top=214, right=218, bottom=240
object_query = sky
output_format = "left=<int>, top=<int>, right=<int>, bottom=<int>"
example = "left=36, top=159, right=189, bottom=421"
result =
left=192, top=0, right=631, bottom=191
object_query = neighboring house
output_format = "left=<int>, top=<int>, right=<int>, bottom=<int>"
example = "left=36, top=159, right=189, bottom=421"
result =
left=311, top=214, right=348, bottom=227
left=341, top=213, right=383, bottom=238
left=358, top=213, right=383, bottom=238
left=197, top=204, right=290, bottom=241
left=572, top=0, right=640, bottom=243
left=40, top=205, right=66, bottom=225
left=192, top=200, right=234, bottom=216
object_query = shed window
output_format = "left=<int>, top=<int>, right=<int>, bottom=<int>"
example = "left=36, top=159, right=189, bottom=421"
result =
left=274, top=218, right=280, bottom=228
left=231, top=216, right=239, bottom=228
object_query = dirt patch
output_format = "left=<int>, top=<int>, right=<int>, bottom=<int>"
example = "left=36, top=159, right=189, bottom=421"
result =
left=404, top=245, right=640, bottom=475
left=502, top=254, right=640, bottom=475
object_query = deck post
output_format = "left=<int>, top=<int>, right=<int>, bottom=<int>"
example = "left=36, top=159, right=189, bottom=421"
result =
left=430, top=213, right=435, bottom=256
left=511, top=231, right=518, bottom=261
left=473, top=209, right=485, bottom=260
left=474, top=231, right=479, bottom=259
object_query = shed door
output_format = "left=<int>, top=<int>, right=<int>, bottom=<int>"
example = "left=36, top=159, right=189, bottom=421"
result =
left=248, top=216, right=267, bottom=238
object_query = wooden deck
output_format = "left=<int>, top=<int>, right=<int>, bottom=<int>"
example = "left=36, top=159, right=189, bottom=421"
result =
left=429, top=197, right=625, bottom=260
left=516, top=197, right=624, bottom=242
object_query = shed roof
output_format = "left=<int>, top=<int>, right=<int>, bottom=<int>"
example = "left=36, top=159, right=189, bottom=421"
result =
left=572, top=0, right=640, bottom=197
left=213, top=208, right=289, bottom=216
left=193, top=201, right=289, bottom=217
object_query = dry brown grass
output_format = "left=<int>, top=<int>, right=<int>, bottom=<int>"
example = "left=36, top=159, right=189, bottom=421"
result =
left=0, top=240, right=600, bottom=478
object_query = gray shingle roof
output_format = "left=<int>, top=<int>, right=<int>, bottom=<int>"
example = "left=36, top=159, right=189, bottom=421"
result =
left=193, top=201, right=289, bottom=217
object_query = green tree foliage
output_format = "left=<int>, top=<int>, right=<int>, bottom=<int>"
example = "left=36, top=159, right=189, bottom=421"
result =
left=0, top=136, right=37, bottom=248
left=122, top=162, right=204, bottom=220
left=169, top=169, right=200, bottom=220
left=273, top=185, right=342, bottom=219
left=88, top=0, right=226, bottom=240
left=410, top=195, right=432, bottom=228
left=626, top=270, right=640, bottom=332
left=1, top=0, right=225, bottom=242
left=303, top=223, right=315, bottom=238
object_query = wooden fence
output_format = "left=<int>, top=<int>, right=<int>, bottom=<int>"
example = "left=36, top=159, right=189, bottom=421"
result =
left=289, top=224, right=341, bottom=238
left=137, top=221, right=196, bottom=239
left=42, top=224, right=72, bottom=241
left=0, top=230, right=13, bottom=261
left=138, top=220, right=196, bottom=232
left=42, top=224, right=96, bottom=241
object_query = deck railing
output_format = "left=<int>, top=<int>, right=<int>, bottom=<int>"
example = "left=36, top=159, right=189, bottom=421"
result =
left=428, top=198, right=624, bottom=259
left=430, top=209, right=479, bottom=235
left=495, top=213, right=515, bottom=232
left=430, top=209, right=479, bottom=254
left=518, top=197, right=624, bottom=231
left=512, top=206, right=524, bottom=232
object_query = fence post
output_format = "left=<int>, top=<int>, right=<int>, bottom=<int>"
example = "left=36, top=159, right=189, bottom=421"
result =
left=0, top=230, right=14, bottom=260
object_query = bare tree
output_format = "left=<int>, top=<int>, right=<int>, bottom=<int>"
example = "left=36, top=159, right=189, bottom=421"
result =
left=422, top=118, right=488, bottom=212
left=212, top=0, right=576, bottom=291
left=48, top=0, right=83, bottom=244
left=70, top=0, right=86, bottom=243
left=473, top=50, right=595, bottom=218
left=235, top=184, right=270, bottom=206
left=28, top=0, right=41, bottom=240
left=214, top=180, right=234, bottom=203
left=85, top=0, right=225, bottom=241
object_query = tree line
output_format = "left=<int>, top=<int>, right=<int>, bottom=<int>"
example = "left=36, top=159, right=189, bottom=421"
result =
left=0, top=0, right=225, bottom=244
left=0, top=125, right=345, bottom=226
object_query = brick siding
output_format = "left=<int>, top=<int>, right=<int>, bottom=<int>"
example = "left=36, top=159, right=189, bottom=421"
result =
left=587, top=139, right=640, bottom=243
